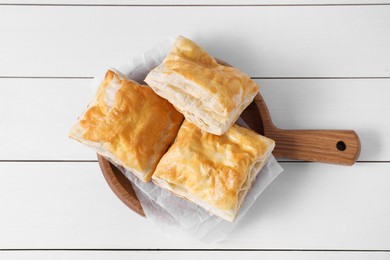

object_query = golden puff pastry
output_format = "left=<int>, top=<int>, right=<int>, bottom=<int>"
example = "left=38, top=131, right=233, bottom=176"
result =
left=145, top=36, right=259, bottom=136
left=69, top=70, right=183, bottom=182
left=152, top=120, right=275, bottom=222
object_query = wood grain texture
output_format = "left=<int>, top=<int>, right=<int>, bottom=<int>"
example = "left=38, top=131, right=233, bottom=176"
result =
left=224, top=59, right=357, bottom=165
left=268, top=129, right=360, bottom=164
left=0, top=162, right=389, bottom=249
left=0, top=6, right=389, bottom=77
left=252, top=94, right=360, bottom=165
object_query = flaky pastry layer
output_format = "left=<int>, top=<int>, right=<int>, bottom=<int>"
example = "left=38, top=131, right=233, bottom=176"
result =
left=152, top=120, right=275, bottom=221
left=69, top=70, right=183, bottom=182
left=145, top=36, right=259, bottom=135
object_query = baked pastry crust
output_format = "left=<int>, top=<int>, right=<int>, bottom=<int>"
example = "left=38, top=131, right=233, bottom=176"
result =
left=69, top=70, right=183, bottom=182
left=152, top=120, right=275, bottom=221
left=145, top=36, right=259, bottom=135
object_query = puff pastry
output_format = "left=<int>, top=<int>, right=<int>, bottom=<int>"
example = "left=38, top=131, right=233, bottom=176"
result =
left=145, top=36, right=259, bottom=135
left=69, top=70, right=183, bottom=182
left=152, top=120, right=275, bottom=222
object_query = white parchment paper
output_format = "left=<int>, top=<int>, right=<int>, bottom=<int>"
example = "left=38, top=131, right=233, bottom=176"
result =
left=112, top=155, right=282, bottom=243
left=94, top=37, right=284, bottom=242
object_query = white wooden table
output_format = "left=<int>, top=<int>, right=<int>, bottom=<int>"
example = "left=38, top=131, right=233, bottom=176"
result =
left=1, top=1, right=390, bottom=259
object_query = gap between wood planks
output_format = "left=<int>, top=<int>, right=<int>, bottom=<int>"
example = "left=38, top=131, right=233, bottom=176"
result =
left=0, top=3, right=390, bottom=6
left=0, top=249, right=390, bottom=252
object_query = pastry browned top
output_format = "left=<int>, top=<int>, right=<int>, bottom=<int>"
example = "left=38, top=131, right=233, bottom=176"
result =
left=70, top=70, right=183, bottom=181
left=145, top=36, right=259, bottom=135
left=152, top=120, right=275, bottom=213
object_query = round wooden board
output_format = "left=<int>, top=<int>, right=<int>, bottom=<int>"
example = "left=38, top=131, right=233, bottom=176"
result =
left=98, top=154, right=145, bottom=217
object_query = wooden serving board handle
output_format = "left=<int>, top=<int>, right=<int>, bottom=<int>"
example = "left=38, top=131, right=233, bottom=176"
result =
left=266, top=129, right=361, bottom=165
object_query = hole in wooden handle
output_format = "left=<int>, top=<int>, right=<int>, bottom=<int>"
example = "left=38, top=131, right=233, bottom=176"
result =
left=337, top=141, right=346, bottom=151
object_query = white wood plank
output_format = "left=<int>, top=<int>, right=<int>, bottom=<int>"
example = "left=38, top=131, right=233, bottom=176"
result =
left=259, top=79, right=390, bottom=161
left=2, top=0, right=390, bottom=5
left=0, top=6, right=389, bottom=77
left=1, top=251, right=389, bottom=260
left=0, top=162, right=389, bottom=249
left=0, top=79, right=96, bottom=160
left=0, top=78, right=387, bottom=161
